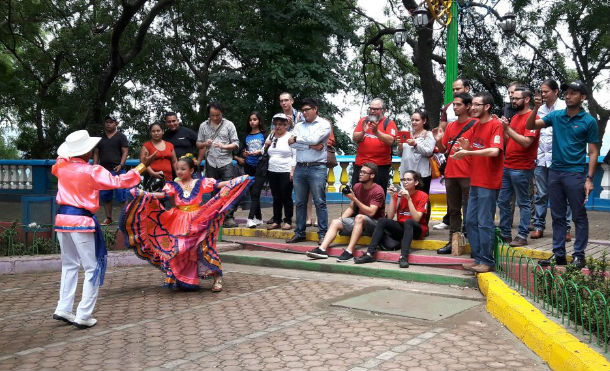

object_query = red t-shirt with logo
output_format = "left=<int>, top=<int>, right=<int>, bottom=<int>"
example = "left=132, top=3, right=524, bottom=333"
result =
left=354, top=116, right=397, bottom=166
left=394, top=190, right=428, bottom=238
left=504, top=111, right=540, bottom=170
left=353, top=182, right=386, bottom=219
left=442, top=118, right=478, bottom=178
left=469, top=118, right=504, bottom=189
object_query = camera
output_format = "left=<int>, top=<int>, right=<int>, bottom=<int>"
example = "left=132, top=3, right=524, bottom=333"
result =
left=341, top=184, right=351, bottom=195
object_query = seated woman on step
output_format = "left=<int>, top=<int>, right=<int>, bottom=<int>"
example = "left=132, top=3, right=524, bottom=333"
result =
left=354, top=170, right=429, bottom=268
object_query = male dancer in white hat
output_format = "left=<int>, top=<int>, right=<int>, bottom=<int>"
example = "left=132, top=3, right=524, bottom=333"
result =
left=52, top=130, right=155, bottom=329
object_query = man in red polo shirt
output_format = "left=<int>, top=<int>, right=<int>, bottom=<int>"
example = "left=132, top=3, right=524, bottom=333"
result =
left=352, top=98, right=397, bottom=193
left=498, top=87, right=540, bottom=247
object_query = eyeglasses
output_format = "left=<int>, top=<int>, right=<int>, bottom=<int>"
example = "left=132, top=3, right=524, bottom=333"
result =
left=272, top=138, right=278, bottom=148
left=510, top=97, right=525, bottom=101
left=360, top=170, right=373, bottom=175
left=302, top=107, right=313, bottom=112
left=369, top=107, right=382, bottom=111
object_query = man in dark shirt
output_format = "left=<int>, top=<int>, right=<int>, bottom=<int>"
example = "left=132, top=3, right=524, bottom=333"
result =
left=93, top=115, right=129, bottom=225
left=162, top=112, right=198, bottom=158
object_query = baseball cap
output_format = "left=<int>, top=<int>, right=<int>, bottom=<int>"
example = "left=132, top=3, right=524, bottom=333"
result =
left=104, top=115, right=117, bottom=122
left=560, top=80, right=588, bottom=95
left=272, top=113, right=288, bottom=121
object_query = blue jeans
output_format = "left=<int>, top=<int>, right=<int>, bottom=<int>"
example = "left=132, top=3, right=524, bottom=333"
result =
left=293, top=164, right=328, bottom=239
left=548, top=170, right=588, bottom=258
left=498, top=168, right=533, bottom=239
left=533, top=166, right=571, bottom=231
left=465, top=186, right=498, bottom=267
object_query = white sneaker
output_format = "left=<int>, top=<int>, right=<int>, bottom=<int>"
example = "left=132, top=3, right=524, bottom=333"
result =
left=53, top=310, right=75, bottom=323
left=247, top=219, right=256, bottom=228
left=253, top=218, right=263, bottom=226
left=432, top=222, right=449, bottom=230
left=74, top=317, right=97, bottom=329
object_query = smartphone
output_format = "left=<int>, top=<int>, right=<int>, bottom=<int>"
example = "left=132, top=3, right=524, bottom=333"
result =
left=398, top=130, right=411, bottom=143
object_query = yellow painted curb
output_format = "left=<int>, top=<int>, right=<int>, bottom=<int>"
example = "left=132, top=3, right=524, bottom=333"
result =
left=478, top=273, right=610, bottom=371
left=222, top=227, right=468, bottom=252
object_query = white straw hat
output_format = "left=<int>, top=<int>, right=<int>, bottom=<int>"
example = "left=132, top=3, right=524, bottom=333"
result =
left=57, top=130, right=101, bottom=158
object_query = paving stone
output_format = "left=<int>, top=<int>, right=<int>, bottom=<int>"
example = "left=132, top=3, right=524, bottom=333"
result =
left=0, top=264, right=550, bottom=371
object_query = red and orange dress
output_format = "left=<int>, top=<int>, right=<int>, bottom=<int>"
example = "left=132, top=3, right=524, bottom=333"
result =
left=120, top=175, right=251, bottom=289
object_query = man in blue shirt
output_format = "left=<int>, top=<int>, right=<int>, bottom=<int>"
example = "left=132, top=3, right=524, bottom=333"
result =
left=286, top=98, right=331, bottom=244
left=526, top=80, right=599, bottom=268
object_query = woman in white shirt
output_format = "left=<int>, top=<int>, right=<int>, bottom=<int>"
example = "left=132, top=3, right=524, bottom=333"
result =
left=266, top=114, right=297, bottom=230
left=399, top=108, right=436, bottom=194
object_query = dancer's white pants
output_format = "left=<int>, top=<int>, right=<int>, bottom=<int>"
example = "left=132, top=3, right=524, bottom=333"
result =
left=55, top=232, right=99, bottom=320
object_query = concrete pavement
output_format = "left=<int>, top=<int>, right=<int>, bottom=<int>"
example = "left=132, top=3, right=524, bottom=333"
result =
left=0, top=263, right=549, bottom=371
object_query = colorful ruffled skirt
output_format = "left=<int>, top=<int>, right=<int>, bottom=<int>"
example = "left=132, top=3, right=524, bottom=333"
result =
left=120, top=177, right=252, bottom=289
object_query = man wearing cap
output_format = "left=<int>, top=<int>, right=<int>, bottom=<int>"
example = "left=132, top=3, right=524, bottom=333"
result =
left=53, top=130, right=155, bottom=329
left=286, top=98, right=331, bottom=244
left=526, top=81, right=599, bottom=269
left=93, top=116, right=129, bottom=225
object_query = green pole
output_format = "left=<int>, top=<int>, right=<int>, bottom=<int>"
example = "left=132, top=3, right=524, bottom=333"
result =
left=444, top=1, right=459, bottom=105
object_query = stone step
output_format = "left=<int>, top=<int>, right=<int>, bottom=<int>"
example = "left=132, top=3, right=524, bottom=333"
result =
left=219, top=248, right=478, bottom=288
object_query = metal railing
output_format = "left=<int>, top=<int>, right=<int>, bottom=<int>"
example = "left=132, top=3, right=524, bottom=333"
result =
left=495, top=230, right=610, bottom=352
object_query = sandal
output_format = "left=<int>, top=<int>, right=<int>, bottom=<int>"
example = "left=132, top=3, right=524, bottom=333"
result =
left=211, top=278, right=223, bottom=292
left=100, top=218, right=113, bottom=226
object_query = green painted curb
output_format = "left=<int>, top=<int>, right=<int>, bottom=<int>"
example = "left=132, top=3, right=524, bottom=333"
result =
left=220, top=253, right=477, bottom=287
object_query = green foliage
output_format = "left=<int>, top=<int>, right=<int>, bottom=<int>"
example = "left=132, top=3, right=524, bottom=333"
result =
left=101, top=226, right=117, bottom=248
left=534, top=252, right=610, bottom=345
left=0, top=135, right=19, bottom=159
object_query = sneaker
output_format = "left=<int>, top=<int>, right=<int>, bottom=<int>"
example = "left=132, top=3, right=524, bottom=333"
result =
left=73, top=317, right=97, bottom=329
left=266, top=218, right=275, bottom=225
left=306, top=247, right=328, bottom=259
left=100, top=218, right=112, bottom=226
left=336, top=251, right=353, bottom=262
left=354, top=253, right=376, bottom=264
left=398, top=256, right=409, bottom=268
left=223, top=218, right=238, bottom=228
left=462, top=262, right=477, bottom=270
left=253, top=218, right=263, bottom=226
left=247, top=219, right=256, bottom=228
left=53, top=310, right=75, bottom=324
left=432, top=222, right=449, bottom=230
left=539, top=255, right=567, bottom=267
left=281, top=223, right=292, bottom=230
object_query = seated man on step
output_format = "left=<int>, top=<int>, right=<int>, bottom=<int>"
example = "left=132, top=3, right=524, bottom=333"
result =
left=306, top=162, right=385, bottom=262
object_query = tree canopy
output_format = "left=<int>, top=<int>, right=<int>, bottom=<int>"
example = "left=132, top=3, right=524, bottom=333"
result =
left=1, top=0, right=607, bottom=158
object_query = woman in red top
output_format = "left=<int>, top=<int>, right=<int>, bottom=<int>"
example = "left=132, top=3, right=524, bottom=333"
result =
left=140, top=122, right=178, bottom=183
left=355, top=170, right=429, bottom=268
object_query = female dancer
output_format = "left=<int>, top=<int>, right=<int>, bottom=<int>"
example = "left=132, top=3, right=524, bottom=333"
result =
left=398, top=109, right=436, bottom=194
left=121, top=155, right=252, bottom=292
left=354, top=170, right=429, bottom=268
left=234, top=112, right=266, bottom=228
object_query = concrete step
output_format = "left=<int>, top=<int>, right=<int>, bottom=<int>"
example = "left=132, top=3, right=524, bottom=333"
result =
left=219, top=249, right=478, bottom=288
left=225, top=237, right=473, bottom=270
left=221, top=226, right=471, bottom=253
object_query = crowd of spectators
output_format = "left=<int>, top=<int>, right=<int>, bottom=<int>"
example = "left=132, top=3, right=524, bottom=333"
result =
left=94, top=80, right=602, bottom=271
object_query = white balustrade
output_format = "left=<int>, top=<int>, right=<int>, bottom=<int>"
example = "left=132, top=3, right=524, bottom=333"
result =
left=600, top=163, right=610, bottom=200
left=0, top=165, right=8, bottom=189
left=9, top=166, right=17, bottom=189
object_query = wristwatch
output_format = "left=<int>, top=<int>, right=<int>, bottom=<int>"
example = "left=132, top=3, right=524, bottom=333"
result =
left=586, top=175, right=594, bottom=181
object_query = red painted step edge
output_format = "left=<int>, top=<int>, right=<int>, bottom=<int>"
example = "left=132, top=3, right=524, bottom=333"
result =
left=236, top=240, right=475, bottom=270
